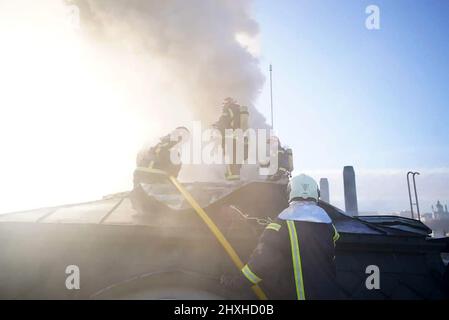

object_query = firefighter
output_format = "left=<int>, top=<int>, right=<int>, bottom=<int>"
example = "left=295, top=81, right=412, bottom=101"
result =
left=223, top=174, right=342, bottom=299
left=260, top=136, right=293, bottom=183
left=213, top=98, right=249, bottom=181
left=133, top=127, right=189, bottom=185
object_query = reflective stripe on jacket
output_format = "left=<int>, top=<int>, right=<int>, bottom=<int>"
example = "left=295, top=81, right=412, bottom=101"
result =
left=240, top=219, right=341, bottom=300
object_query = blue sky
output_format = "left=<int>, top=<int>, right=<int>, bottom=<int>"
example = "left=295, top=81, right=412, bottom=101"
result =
left=254, top=0, right=449, bottom=172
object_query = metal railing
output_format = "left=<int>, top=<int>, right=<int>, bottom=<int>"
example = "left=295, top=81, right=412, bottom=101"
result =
left=407, top=171, right=421, bottom=220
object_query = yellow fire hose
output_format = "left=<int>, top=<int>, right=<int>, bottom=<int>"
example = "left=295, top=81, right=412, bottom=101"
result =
left=168, top=176, right=268, bottom=300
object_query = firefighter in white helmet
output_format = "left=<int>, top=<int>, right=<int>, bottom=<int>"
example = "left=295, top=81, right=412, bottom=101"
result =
left=223, top=174, right=342, bottom=299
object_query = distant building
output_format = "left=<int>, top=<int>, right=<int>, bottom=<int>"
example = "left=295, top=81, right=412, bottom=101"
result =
left=343, top=166, right=358, bottom=216
left=319, top=178, right=330, bottom=203
left=432, top=200, right=449, bottom=220
left=421, top=212, right=433, bottom=222
left=399, top=210, right=413, bottom=218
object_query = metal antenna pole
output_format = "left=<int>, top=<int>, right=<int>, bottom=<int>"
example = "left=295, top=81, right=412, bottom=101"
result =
left=407, top=171, right=414, bottom=219
left=269, top=64, right=274, bottom=130
left=412, top=172, right=421, bottom=221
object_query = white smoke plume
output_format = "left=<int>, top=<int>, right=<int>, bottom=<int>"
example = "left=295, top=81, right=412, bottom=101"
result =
left=72, top=0, right=265, bottom=124
left=71, top=0, right=269, bottom=181
left=0, top=0, right=267, bottom=213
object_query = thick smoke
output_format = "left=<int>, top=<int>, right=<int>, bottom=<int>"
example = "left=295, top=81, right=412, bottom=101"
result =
left=71, top=0, right=265, bottom=125
left=0, top=0, right=268, bottom=213
left=69, top=0, right=269, bottom=182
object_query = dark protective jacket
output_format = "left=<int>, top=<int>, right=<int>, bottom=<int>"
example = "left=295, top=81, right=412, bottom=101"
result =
left=260, top=140, right=293, bottom=180
left=214, top=102, right=244, bottom=132
left=278, top=147, right=293, bottom=176
left=240, top=218, right=342, bottom=300
left=271, top=145, right=293, bottom=179
left=213, top=102, right=249, bottom=177
left=135, top=134, right=183, bottom=179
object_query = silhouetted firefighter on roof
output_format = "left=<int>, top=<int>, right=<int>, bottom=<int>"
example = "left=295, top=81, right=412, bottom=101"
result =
left=213, top=97, right=249, bottom=181
left=133, top=127, right=190, bottom=185
left=260, top=135, right=293, bottom=183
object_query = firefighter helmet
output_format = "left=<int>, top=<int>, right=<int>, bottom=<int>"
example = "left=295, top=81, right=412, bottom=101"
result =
left=288, top=174, right=319, bottom=202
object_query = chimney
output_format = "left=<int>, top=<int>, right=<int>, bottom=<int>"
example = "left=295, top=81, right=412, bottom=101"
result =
left=319, top=178, right=330, bottom=203
left=343, top=166, right=359, bottom=216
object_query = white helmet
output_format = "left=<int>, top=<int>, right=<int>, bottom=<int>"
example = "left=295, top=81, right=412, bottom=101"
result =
left=288, top=174, right=320, bottom=202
